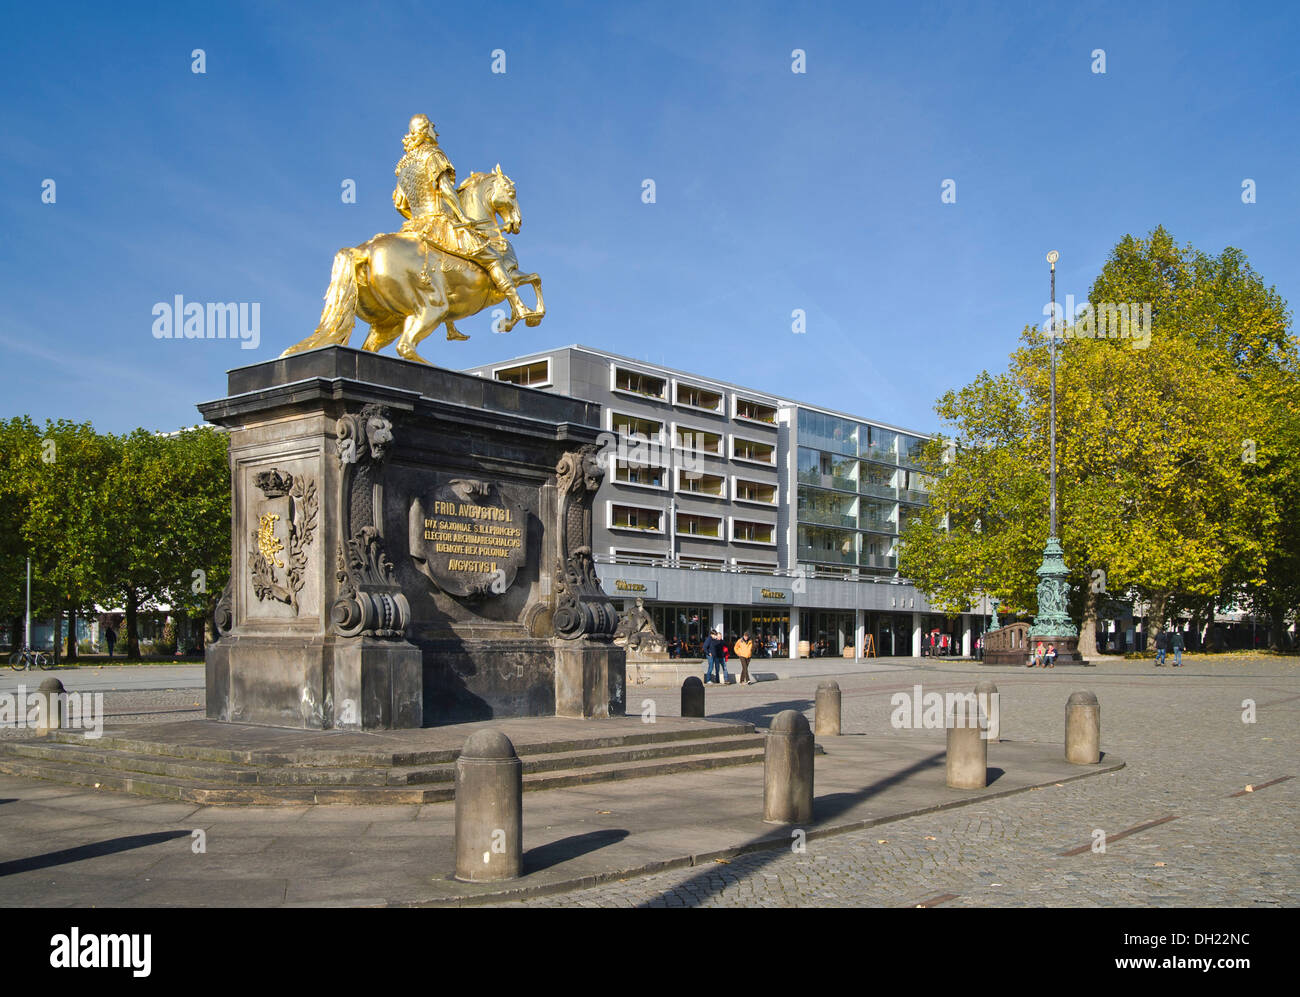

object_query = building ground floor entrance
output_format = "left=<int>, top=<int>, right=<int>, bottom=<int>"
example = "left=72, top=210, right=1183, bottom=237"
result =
left=616, top=588, right=978, bottom=660
left=798, top=610, right=856, bottom=657
left=724, top=609, right=789, bottom=659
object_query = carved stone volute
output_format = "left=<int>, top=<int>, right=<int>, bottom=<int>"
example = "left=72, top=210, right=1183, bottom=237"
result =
left=332, top=404, right=410, bottom=639
left=552, top=445, right=617, bottom=641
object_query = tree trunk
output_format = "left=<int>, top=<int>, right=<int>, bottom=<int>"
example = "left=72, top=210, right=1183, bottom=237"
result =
left=1077, top=585, right=1099, bottom=658
left=65, top=601, right=78, bottom=660
left=51, top=606, right=61, bottom=664
left=1267, top=601, right=1285, bottom=652
left=1149, top=591, right=1168, bottom=641
left=125, top=588, right=141, bottom=659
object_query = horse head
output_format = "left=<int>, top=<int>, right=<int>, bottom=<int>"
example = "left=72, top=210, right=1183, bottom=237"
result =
left=486, top=163, right=521, bottom=234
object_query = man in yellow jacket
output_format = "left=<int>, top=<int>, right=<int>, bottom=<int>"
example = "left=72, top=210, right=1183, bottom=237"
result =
left=733, top=632, right=756, bottom=685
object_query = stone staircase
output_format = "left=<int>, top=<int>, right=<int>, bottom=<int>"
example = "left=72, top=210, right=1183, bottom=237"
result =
left=0, top=718, right=773, bottom=805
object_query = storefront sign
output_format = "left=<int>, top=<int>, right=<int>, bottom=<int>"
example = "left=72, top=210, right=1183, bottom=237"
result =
left=602, top=578, right=658, bottom=600
left=752, top=586, right=792, bottom=604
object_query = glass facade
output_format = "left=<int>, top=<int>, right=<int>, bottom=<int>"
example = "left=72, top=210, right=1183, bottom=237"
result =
left=650, top=604, right=712, bottom=655
left=725, top=608, right=789, bottom=658
left=796, top=408, right=926, bottom=576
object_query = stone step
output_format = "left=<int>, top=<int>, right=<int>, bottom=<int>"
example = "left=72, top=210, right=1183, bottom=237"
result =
left=45, top=721, right=756, bottom=769
left=0, top=741, right=768, bottom=806
left=2, top=731, right=767, bottom=788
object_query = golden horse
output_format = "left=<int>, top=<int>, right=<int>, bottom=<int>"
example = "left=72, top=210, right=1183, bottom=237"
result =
left=281, top=166, right=544, bottom=364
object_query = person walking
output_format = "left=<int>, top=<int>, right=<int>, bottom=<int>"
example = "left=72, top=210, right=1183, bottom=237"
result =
left=734, top=631, right=755, bottom=685
left=1155, top=629, right=1168, bottom=666
left=702, top=629, right=720, bottom=684
left=716, top=630, right=733, bottom=685
left=1171, top=629, right=1184, bottom=667
left=105, top=626, right=116, bottom=659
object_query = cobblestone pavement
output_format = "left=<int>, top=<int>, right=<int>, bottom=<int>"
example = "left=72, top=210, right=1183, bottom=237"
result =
left=499, top=657, right=1299, bottom=906
left=0, top=685, right=202, bottom=740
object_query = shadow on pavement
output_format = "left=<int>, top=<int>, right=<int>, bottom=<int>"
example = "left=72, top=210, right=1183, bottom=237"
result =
left=0, top=830, right=191, bottom=877
left=524, top=829, right=629, bottom=874
left=636, top=748, right=962, bottom=907
left=707, top=699, right=814, bottom=728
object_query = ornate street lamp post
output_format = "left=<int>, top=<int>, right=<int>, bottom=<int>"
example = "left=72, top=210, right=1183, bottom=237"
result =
left=1029, top=251, right=1079, bottom=657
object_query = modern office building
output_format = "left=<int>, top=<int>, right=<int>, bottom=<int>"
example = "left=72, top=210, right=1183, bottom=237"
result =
left=463, top=346, right=982, bottom=659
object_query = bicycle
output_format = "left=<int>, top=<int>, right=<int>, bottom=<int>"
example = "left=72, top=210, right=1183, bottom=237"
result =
left=8, top=647, right=52, bottom=671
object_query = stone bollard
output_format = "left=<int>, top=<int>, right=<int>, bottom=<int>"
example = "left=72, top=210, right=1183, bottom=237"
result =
left=681, top=676, right=705, bottom=718
left=1065, top=691, right=1100, bottom=764
left=454, top=730, right=523, bottom=882
left=763, top=710, right=814, bottom=823
left=36, top=678, right=65, bottom=736
left=814, top=681, right=841, bottom=736
left=946, top=699, right=987, bottom=789
left=975, top=679, right=999, bottom=741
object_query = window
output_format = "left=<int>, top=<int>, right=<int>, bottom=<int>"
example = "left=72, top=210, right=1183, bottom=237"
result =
left=610, top=504, right=663, bottom=533
left=614, top=460, right=665, bottom=489
left=732, top=437, right=776, bottom=465
left=732, top=520, right=775, bottom=545
left=899, top=470, right=931, bottom=504
left=858, top=499, right=896, bottom=531
left=494, top=359, right=550, bottom=387
left=797, top=525, right=857, bottom=565
left=611, top=412, right=664, bottom=441
left=674, top=383, right=723, bottom=413
left=735, top=398, right=778, bottom=425
left=673, top=425, right=723, bottom=455
left=798, top=409, right=857, bottom=455
left=676, top=512, right=722, bottom=539
left=734, top=559, right=777, bottom=572
left=734, top=478, right=777, bottom=505
left=612, top=367, right=667, bottom=400
left=899, top=435, right=927, bottom=466
left=862, top=426, right=897, bottom=462
left=677, top=468, right=725, bottom=497
left=797, top=486, right=857, bottom=528
left=858, top=460, right=896, bottom=498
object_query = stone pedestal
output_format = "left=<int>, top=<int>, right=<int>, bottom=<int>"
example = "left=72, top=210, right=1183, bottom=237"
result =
left=199, top=347, right=620, bottom=729
left=555, top=642, right=626, bottom=719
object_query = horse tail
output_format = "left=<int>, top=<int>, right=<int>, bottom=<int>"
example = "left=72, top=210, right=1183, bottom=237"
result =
left=314, top=248, right=359, bottom=344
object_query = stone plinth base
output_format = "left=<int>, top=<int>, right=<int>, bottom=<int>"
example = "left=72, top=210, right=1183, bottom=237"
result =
left=207, top=635, right=422, bottom=730
left=1028, top=634, right=1087, bottom=666
left=555, top=642, right=626, bottom=718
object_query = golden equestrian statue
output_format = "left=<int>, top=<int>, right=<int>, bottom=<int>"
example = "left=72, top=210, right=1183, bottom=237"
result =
left=281, top=114, right=544, bottom=364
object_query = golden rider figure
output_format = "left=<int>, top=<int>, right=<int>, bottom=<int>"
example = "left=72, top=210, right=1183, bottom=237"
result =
left=392, top=114, right=533, bottom=332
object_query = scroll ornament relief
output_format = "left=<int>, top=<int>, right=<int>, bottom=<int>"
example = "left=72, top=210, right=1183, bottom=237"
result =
left=552, top=445, right=618, bottom=641
left=331, top=404, right=410, bottom=639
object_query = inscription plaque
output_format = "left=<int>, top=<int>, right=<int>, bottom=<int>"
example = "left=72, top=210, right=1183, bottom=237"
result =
left=409, top=478, right=527, bottom=597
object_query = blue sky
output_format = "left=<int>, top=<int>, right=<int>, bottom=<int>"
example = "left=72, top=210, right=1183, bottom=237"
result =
left=2, top=0, right=1296, bottom=435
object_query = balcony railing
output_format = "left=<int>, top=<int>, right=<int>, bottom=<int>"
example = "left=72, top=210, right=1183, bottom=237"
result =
left=858, top=481, right=897, bottom=499
left=797, top=509, right=857, bottom=529
left=859, top=553, right=898, bottom=570
left=797, top=544, right=858, bottom=566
